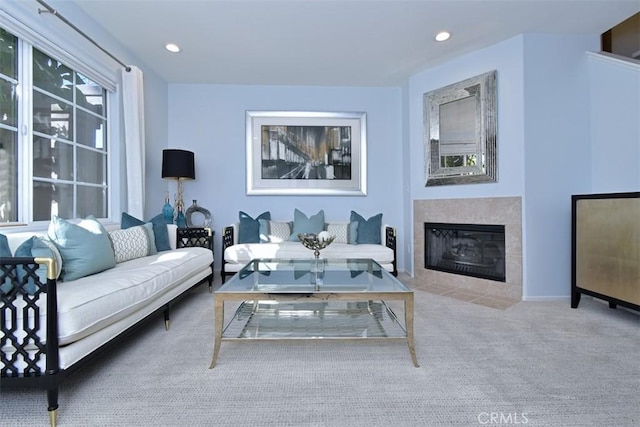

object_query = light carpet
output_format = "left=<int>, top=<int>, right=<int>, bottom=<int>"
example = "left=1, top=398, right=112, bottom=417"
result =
left=1, top=281, right=639, bottom=427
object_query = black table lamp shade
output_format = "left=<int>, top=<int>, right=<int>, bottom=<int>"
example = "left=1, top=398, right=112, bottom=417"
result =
left=162, top=149, right=195, bottom=180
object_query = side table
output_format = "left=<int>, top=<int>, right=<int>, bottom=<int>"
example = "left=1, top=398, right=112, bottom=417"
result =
left=177, top=227, right=215, bottom=291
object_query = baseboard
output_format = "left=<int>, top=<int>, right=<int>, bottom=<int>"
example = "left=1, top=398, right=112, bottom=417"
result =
left=522, top=296, right=571, bottom=302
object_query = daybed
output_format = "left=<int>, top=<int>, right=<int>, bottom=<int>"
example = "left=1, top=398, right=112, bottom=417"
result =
left=0, top=217, right=214, bottom=426
left=221, top=210, right=397, bottom=282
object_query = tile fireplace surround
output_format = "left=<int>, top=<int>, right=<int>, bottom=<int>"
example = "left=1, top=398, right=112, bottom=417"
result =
left=414, top=197, right=522, bottom=302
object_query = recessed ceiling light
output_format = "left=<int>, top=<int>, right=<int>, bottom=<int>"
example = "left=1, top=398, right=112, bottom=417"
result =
left=435, top=31, right=451, bottom=42
left=165, top=43, right=181, bottom=53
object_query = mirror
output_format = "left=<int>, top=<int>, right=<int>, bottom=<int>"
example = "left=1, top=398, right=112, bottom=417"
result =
left=423, top=70, right=497, bottom=186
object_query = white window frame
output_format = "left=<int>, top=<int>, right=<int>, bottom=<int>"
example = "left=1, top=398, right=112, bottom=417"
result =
left=0, top=9, right=122, bottom=231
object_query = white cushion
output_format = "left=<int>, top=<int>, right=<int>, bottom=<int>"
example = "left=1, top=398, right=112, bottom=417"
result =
left=224, top=221, right=395, bottom=273
left=224, top=241, right=393, bottom=265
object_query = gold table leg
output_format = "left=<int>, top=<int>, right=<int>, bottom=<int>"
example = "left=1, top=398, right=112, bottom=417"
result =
left=209, top=297, right=224, bottom=369
left=405, top=295, right=419, bottom=367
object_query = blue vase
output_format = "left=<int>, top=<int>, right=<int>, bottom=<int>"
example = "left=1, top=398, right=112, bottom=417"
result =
left=162, top=196, right=174, bottom=225
left=175, top=210, right=187, bottom=228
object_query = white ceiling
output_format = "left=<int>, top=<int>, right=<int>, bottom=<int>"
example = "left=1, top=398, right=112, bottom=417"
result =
left=73, top=0, right=640, bottom=86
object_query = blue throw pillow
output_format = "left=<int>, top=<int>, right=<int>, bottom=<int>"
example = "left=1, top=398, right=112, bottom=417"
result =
left=142, top=223, right=157, bottom=255
left=148, top=214, right=171, bottom=251
left=121, top=212, right=170, bottom=252
left=48, top=215, right=116, bottom=281
left=121, top=211, right=144, bottom=229
left=348, top=221, right=359, bottom=244
left=14, top=236, right=63, bottom=292
left=0, top=233, right=10, bottom=257
left=238, top=211, right=271, bottom=243
left=289, top=209, right=325, bottom=241
left=14, top=237, right=39, bottom=294
left=1, top=233, right=14, bottom=294
left=350, top=211, right=382, bottom=244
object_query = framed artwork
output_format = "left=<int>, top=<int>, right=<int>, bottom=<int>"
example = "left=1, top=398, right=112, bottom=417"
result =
left=246, top=111, right=367, bottom=195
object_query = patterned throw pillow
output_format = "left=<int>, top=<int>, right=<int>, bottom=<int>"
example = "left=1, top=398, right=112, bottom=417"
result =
left=259, top=220, right=292, bottom=243
left=109, top=226, right=151, bottom=263
left=121, top=212, right=170, bottom=252
left=325, top=224, right=349, bottom=244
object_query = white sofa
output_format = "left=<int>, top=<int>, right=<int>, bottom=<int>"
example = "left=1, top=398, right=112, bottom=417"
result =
left=221, top=221, right=397, bottom=282
left=1, top=224, right=213, bottom=425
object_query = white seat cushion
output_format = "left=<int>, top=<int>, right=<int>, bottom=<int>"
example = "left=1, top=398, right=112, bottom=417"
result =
left=7, top=247, right=213, bottom=347
left=224, top=241, right=393, bottom=265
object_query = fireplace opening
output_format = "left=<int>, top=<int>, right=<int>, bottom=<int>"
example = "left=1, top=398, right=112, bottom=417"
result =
left=424, top=222, right=506, bottom=282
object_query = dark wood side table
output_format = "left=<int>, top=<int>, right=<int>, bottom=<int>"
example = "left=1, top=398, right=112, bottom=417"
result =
left=177, top=227, right=215, bottom=292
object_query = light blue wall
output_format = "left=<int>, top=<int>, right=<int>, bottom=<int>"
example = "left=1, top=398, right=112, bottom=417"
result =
left=400, top=82, right=412, bottom=274
left=521, top=34, right=599, bottom=299
left=167, top=85, right=403, bottom=269
left=16, top=1, right=637, bottom=298
left=168, top=34, right=634, bottom=298
left=404, top=34, right=624, bottom=299
left=141, top=78, right=169, bottom=219
left=588, top=54, right=640, bottom=192
left=408, top=37, right=527, bottom=201
left=406, top=36, right=527, bottom=271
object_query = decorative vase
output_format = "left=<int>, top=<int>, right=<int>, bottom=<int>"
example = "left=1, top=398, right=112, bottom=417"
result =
left=162, top=193, right=174, bottom=225
left=175, top=208, right=187, bottom=228
left=185, top=200, right=212, bottom=228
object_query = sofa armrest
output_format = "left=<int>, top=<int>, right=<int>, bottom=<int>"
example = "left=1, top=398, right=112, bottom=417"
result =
left=385, top=226, right=398, bottom=276
left=222, top=225, right=235, bottom=252
left=220, top=225, right=236, bottom=283
left=167, top=224, right=178, bottom=250
left=1, top=257, right=60, bottom=378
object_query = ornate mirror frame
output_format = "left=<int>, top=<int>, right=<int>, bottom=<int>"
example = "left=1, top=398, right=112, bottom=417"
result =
left=423, top=70, right=497, bottom=186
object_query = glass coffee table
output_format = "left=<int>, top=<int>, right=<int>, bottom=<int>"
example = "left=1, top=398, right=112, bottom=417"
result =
left=209, top=258, right=418, bottom=368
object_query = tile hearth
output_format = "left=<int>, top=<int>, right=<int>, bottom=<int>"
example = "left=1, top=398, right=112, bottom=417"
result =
left=400, top=274, right=519, bottom=310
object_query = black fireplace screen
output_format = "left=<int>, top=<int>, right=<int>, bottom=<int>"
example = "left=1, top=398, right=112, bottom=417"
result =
left=424, top=222, right=506, bottom=282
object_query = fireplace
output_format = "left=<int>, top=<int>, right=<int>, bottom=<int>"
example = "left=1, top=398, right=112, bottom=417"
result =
left=424, top=223, right=506, bottom=282
left=414, top=197, right=521, bottom=301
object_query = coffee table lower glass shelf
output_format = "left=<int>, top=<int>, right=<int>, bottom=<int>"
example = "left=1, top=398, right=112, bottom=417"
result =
left=225, top=300, right=408, bottom=339
left=210, top=258, right=419, bottom=368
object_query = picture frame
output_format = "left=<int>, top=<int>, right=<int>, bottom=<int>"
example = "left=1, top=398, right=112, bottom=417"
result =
left=423, top=70, right=497, bottom=186
left=246, top=111, right=367, bottom=196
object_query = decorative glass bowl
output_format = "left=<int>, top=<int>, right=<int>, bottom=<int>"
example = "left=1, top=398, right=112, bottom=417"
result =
left=298, top=232, right=335, bottom=258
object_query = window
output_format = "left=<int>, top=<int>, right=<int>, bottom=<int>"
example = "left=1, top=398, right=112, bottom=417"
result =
left=0, top=28, right=18, bottom=223
left=0, top=27, right=109, bottom=224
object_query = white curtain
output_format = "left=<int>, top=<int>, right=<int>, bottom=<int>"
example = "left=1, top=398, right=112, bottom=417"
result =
left=122, top=66, right=145, bottom=218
